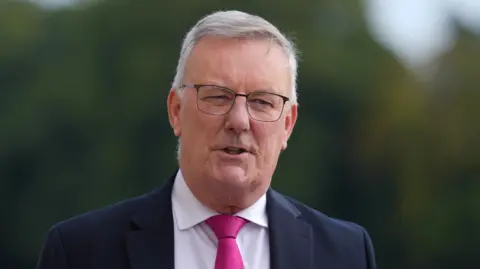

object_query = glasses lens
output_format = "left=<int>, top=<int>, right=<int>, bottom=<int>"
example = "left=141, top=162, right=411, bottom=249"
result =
left=196, top=86, right=286, bottom=121
left=197, top=86, right=234, bottom=115
left=247, top=92, right=284, bottom=122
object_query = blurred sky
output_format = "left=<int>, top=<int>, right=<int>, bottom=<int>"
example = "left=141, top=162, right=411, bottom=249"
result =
left=365, top=0, right=480, bottom=73
left=30, top=0, right=480, bottom=73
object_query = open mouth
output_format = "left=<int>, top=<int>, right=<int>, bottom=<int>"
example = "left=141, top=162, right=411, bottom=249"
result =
left=222, top=147, right=248, bottom=155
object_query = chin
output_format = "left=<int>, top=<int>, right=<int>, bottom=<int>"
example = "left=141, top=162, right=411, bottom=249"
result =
left=213, top=164, right=250, bottom=186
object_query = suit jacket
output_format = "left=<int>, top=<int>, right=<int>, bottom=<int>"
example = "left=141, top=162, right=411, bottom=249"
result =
left=37, top=170, right=377, bottom=269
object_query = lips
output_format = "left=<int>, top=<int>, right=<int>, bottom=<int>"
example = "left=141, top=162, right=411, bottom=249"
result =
left=223, top=147, right=247, bottom=155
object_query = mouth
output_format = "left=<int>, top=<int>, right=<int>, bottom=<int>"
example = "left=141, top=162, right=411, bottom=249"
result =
left=221, top=147, right=249, bottom=155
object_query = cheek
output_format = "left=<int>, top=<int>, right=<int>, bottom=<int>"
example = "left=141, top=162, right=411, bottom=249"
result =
left=181, top=103, right=204, bottom=133
left=183, top=111, right=222, bottom=148
left=180, top=107, right=203, bottom=148
left=255, top=124, right=284, bottom=158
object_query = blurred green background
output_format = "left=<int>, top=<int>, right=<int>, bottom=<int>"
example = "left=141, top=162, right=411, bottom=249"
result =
left=1, top=0, right=479, bottom=268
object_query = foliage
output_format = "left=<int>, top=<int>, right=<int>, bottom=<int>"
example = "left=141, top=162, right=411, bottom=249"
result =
left=1, top=0, right=479, bottom=268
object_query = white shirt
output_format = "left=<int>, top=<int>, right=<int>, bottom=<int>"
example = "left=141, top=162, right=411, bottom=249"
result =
left=171, top=169, right=270, bottom=269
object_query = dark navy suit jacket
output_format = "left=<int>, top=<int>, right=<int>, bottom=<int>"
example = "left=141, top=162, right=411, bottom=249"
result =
left=37, top=171, right=377, bottom=269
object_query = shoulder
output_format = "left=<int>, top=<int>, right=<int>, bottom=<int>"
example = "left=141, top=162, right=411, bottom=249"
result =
left=286, top=194, right=366, bottom=233
left=57, top=191, right=147, bottom=227
left=37, top=185, right=172, bottom=268
left=49, top=185, right=166, bottom=243
left=274, top=191, right=377, bottom=268
left=272, top=190, right=374, bottom=252
left=271, top=190, right=368, bottom=236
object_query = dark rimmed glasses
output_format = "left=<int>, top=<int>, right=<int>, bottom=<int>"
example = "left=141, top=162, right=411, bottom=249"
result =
left=181, top=84, right=290, bottom=122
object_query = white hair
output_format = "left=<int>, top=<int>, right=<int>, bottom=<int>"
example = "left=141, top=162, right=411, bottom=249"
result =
left=171, top=10, right=300, bottom=160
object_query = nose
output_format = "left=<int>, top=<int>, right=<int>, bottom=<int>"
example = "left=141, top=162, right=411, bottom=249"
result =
left=224, top=96, right=250, bottom=134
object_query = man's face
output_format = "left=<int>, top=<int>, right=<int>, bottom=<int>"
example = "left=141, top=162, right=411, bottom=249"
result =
left=168, top=36, right=297, bottom=202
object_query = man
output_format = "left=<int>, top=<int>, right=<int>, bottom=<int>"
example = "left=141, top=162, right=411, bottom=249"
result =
left=37, top=10, right=377, bottom=269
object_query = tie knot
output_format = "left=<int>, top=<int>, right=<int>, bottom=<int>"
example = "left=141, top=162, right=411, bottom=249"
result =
left=206, top=215, right=249, bottom=239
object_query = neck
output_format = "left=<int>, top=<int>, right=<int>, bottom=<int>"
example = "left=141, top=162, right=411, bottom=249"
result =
left=182, top=173, right=267, bottom=215
left=212, top=205, right=244, bottom=215
left=193, top=183, right=261, bottom=214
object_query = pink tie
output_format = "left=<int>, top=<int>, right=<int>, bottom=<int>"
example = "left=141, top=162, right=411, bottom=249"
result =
left=206, top=215, right=249, bottom=269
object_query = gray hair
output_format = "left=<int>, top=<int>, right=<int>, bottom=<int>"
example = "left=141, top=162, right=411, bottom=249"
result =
left=171, top=10, right=300, bottom=161
left=171, top=10, right=299, bottom=105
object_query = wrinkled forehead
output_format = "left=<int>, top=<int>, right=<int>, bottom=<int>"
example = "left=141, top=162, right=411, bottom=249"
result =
left=184, top=36, right=291, bottom=95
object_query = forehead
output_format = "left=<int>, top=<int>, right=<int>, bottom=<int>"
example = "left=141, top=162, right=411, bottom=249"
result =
left=184, top=36, right=290, bottom=95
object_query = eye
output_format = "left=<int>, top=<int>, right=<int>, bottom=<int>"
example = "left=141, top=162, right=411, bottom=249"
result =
left=206, top=95, right=230, bottom=100
left=251, top=99, right=273, bottom=106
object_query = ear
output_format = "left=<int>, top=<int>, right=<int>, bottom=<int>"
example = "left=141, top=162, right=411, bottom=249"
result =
left=282, top=104, right=298, bottom=150
left=167, top=88, right=182, bottom=137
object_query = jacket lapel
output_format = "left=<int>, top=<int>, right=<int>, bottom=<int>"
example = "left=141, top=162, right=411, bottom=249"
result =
left=124, top=171, right=315, bottom=269
left=267, top=189, right=313, bottom=269
left=125, top=173, right=176, bottom=269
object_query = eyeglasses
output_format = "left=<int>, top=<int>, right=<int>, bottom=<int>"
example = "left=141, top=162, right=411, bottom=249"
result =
left=181, top=84, right=289, bottom=122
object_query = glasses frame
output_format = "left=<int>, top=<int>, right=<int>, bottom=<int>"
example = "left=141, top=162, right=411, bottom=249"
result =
left=181, top=84, right=290, bottom=122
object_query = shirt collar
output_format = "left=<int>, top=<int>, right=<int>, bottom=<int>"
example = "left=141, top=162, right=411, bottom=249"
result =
left=171, top=169, right=268, bottom=231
